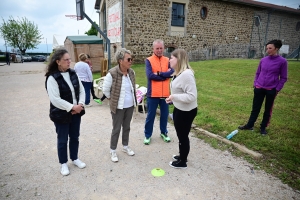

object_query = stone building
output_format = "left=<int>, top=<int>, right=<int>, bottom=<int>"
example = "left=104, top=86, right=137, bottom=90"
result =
left=94, top=0, right=300, bottom=64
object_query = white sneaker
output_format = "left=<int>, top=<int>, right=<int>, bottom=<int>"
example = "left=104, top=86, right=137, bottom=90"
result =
left=73, top=159, right=86, bottom=169
left=122, top=147, right=135, bottom=156
left=110, top=152, right=118, bottom=162
left=61, top=163, right=70, bottom=176
left=85, top=104, right=92, bottom=107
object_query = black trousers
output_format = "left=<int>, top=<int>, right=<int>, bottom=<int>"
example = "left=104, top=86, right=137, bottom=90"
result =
left=90, top=84, right=97, bottom=99
left=247, top=88, right=277, bottom=129
left=6, top=57, right=10, bottom=65
left=173, top=107, right=197, bottom=161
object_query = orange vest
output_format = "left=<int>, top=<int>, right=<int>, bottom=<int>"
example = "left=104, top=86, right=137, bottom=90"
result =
left=147, top=55, right=170, bottom=98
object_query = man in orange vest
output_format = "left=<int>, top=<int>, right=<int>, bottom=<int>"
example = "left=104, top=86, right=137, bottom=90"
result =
left=143, top=39, right=174, bottom=145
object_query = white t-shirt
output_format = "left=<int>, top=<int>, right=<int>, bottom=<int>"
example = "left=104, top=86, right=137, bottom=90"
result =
left=74, top=61, right=93, bottom=82
left=123, top=75, right=134, bottom=108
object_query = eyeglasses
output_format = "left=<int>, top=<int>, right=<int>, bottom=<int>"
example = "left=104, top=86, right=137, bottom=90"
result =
left=62, top=58, right=71, bottom=62
left=126, top=58, right=133, bottom=62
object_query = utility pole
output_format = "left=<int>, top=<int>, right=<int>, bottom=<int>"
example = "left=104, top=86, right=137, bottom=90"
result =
left=4, top=38, right=7, bottom=53
left=46, top=38, right=48, bottom=55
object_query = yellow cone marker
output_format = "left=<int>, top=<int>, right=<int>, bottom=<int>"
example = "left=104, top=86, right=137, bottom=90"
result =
left=151, top=168, right=165, bottom=177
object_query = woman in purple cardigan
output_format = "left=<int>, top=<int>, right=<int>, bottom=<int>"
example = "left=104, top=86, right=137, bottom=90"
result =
left=239, top=39, right=288, bottom=135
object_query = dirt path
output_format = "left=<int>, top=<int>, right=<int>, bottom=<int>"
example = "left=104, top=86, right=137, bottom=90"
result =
left=0, top=62, right=299, bottom=200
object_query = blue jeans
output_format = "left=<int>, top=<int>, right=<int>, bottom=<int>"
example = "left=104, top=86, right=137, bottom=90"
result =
left=144, top=97, right=169, bottom=138
left=82, top=81, right=92, bottom=105
left=54, top=114, right=81, bottom=164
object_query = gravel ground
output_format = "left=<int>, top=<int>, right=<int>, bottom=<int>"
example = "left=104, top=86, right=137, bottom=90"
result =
left=0, top=62, right=299, bottom=200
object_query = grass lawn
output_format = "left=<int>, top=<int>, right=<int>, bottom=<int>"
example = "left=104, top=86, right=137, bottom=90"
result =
left=94, top=59, right=300, bottom=190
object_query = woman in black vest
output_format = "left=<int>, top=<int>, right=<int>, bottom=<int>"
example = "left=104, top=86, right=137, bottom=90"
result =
left=45, top=48, right=86, bottom=176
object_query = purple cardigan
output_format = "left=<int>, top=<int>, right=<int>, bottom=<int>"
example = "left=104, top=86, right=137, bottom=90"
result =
left=254, top=55, right=288, bottom=92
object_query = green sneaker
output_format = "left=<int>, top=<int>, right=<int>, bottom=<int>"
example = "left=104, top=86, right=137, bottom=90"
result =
left=93, top=99, right=102, bottom=105
left=144, top=137, right=151, bottom=145
left=160, top=133, right=171, bottom=143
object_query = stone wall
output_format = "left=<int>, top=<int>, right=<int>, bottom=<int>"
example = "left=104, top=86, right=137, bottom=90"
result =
left=124, top=0, right=171, bottom=62
left=250, top=10, right=300, bottom=58
left=102, top=0, right=300, bottom=62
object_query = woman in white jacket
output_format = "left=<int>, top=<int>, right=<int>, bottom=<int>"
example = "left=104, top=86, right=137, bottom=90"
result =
left=103, top=48, right=137, bottom=163
left=166, top=49, right=198, bottom=169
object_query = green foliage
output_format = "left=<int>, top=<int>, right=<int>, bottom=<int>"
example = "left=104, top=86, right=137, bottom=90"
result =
left=0, top=16, right=42, bottom=54
left=85, top=22, right=98, bottom=36
left=125, top=59, right=300, bottom=190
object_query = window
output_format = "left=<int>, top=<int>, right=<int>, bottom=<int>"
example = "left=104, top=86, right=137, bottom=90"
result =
left=171, top=3, right=185, bottom=27
left=255, top=15, right=261, bottom=27
left=296, top=22, right=300, bottom=31
left=249, top=49, right=256, bottom=58
left=167, top=47, right=175, bottom=53
left=200, top=7, right=207, bottom=20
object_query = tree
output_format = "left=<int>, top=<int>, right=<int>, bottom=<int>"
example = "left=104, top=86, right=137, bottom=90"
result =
left=85, top=22, right=98, bottom=36
left=0, top=16, right=42, bottom=54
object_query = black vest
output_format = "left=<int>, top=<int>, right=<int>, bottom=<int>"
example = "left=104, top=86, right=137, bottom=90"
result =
left=45, top=69, right=80, bottom=123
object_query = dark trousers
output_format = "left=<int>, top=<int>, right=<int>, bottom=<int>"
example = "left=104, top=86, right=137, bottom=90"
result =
left=144, top=97, right=169, bottom=138
left=81, top=81, right=92, bottom=105
left=90, top=83, right=97, bottom=99
left=247, top=88, right=277, bottom=129
left=54, top=114, right=81, bottom=164
left=173, top=107, right=197, bottom=161
left=6, top=57, right=10, bottom=65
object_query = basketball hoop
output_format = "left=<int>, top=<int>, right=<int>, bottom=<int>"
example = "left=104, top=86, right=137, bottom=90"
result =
left=65, top=15, right=82, bottom=20
left=76, top=0, right=85, bottom=20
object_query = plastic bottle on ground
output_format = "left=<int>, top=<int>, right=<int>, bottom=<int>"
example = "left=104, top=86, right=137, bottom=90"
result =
left=226, top=129, right=238, bottom=140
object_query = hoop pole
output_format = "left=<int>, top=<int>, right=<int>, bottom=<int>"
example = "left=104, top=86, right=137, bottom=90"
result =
left=83, top=12, right=111, bottom=70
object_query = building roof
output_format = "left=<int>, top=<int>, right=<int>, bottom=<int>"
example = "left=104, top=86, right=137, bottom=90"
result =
left=94, top=0, right=300, bottom=15
left=66, top=35, right=103, bottom=44
left=222, top=0, right=300, bottom=15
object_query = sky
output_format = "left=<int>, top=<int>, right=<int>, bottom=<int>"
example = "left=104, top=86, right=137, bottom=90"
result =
left=0, top=0, right=299, bottom=53
left=0, top=0, right=99, bottom=53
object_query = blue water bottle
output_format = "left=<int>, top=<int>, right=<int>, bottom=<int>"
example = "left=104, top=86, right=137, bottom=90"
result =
left=226, top=130, right=238, bottom=140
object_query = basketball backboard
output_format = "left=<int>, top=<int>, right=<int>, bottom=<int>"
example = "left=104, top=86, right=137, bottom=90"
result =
left=76, top=0, right=85, bottom=20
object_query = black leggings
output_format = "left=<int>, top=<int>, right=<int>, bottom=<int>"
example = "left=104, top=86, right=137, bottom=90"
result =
left=173, top=107, right=197, bottom=161
left=247, top=88, right=277, bottom=129
left=90, top=85, right=97, bottom=99
left=91, top=85, right=107, bottom=100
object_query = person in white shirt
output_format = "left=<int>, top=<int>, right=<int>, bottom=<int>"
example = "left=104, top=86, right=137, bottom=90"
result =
left=166, top=49, right=198, bottom=169
left=103, top=48, right=137, bottom=162
left=74, top=53, right=93, bottom=106
left=45, top=48, right=86, bottom=176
